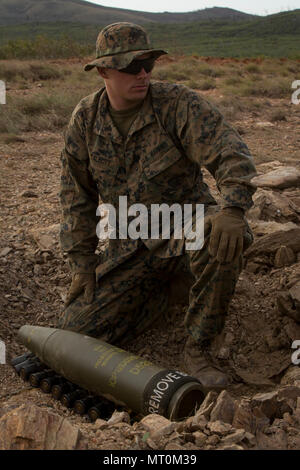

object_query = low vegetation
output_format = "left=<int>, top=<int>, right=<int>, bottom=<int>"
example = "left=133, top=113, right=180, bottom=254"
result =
left=0, top=36, right=92, bottom=60
left=0, top=60, right=103, bottom=136
left=0, top=10, right=299, bottom=59
left=0, top=56, right=299, bottom=140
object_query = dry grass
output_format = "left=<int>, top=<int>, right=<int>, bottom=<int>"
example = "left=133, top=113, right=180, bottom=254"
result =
left=0, top=60, right=104, bottom=134
left=0, top=61, right=71, bottom=83
left=153, top=56, right=299, bottom=99
left=230, top=77, right=291, bottom=98
left=185, top=78, right=216, bottom=90
left=0, top=56, right=298, bottom=137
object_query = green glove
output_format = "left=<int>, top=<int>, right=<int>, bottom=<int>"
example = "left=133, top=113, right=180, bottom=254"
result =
left=208, top=207, right=246, bottom=263
left=65, top=273, right=96, bottom=307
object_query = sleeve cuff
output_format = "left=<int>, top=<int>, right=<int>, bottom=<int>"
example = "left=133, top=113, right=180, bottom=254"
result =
left=220, top=185, right=255, bottom=212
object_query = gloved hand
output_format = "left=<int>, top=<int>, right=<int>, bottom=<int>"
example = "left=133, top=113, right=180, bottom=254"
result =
left=208, top=207, right=246, bottom=263
left=65, top=273, right=96, bottom=307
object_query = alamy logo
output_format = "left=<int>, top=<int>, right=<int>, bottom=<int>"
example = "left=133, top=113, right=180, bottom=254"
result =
left=0, top=340, right=6, bottom=364
left=96, top=196, right=204, bottom=250
left=291, top=80, right=300, bottom=105
left=291, top=340, right=300, bottom=365
left=0, top=80, right=6, bottom=105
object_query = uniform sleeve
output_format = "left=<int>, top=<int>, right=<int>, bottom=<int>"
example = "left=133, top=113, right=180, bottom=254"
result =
left=175, top=88, right=257, bottom=211
left=59, top=107, right=99, bottom=273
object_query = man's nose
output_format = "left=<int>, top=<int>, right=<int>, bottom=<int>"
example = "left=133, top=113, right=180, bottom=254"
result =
left=137, top=68, right=148, bottom=78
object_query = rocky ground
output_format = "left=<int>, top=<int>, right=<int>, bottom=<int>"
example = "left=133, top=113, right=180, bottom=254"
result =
left=0, top=82, right=300, bottom=450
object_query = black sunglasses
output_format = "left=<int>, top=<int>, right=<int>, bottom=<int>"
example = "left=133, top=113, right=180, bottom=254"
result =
left=119, top=58, right=155, bottom=75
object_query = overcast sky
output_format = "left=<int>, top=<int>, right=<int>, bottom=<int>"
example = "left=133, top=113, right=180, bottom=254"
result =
left=86, top=0, right=299, bottom=16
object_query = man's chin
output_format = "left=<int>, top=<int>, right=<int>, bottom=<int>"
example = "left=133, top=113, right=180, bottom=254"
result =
left=127, top=88, right=148, bottom=104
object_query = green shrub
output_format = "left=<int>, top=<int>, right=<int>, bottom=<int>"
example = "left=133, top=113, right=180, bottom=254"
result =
left=223, top=76, right=243, bottom=86
left=197, top=63, right=224, bottom=77
left=185, top=79, right=200, bottom=89
left=0, top=61, right=69, bottom=83
left=245, top=64, right=261, bottom=73
left=224, top=77, right=291, bottom=98
left=0, top=88, right=91, bottom=134
left=0, top=36, right=92, bottom=60
left=29, top=63, right=68, bottom=81
left=197, top=78, right=217, bottom=90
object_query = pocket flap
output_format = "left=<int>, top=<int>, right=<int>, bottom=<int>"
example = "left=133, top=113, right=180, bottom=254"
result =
left=144, top=146, right=183, bottom=179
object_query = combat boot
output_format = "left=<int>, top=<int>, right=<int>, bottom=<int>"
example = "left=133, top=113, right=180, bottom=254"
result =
left=184, top=336, right=229, bottom=391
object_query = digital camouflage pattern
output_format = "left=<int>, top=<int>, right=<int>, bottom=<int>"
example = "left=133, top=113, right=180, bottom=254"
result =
left=84, top=23, right=167, bottom=71
left=58, top=209, right=253, bottom=346
left=59, top=80, right=257, bottom=344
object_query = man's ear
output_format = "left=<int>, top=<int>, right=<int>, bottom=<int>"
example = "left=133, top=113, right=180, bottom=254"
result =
left=97, top=67, right=108, bottom=79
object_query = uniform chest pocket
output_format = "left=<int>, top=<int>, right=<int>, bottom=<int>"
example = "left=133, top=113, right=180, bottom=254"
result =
left=89, top=153, right=120, bottom=198
left=143, top=146, right=183, bottom=180
left=142, top=146, right=190, bottom=202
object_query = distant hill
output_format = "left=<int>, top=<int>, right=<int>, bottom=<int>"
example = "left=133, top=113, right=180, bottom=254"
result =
left=147, top=9, right=300, bottom=57
left=0, top=2, right=299, bottom=59
left=0, top=0, right=257, bottom=26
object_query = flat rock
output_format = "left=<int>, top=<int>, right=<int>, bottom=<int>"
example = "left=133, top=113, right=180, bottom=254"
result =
left=195, top=391, right=218, bottom=420
left=232, top=399, right=256, bottom=434
left=251, top=391, right=279, bottom=419
left=164, top=442, right=186, bottom=450
left=0, top=247, right=12, bottom=257
left=29, top=223, right=60, bottom=250
left=245, top=228, right=300, bottom=259
left=140, top=414, right=171, bottom=435
left=93, top=418, right=108, bottom=430
left=232, top=399, right=270, bottom=435
left=248, top=189, right=300, bottom=224
left=278, top=385, right=300, bottom=402
left=210, top=390, right=236, bottom=424
left=218, top=443, right=244, bottom=450
left=256, top=428, right=288, bottom=450
left=151, top=422, right=177, bottom=442
left=249, top=221, right=298, bottom=238
left=193, top=431, right=207, bottom=447
left=281, top=366, right=300, bottom=386
left=207, top=420, right=232, bottom=435
left=107, top=410, right=130, bottom=425
left=221, top=428, right=246, bottom=444
left=251, top=167, right=300, bottom=189
left=256, top=160, right=283, bottom=172
left=0, top=403, right=88, bottom=450
left=187, top=413, right=208, bottom=432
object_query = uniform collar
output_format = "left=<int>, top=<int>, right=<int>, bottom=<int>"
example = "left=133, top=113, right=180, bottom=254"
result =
left=93, top=85, right=157, bottom=142
left=93, top=88, right=122, bottom=143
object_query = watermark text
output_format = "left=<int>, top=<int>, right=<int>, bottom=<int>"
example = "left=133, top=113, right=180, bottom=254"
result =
left=96, top=196, right=204, bottom=250
left=291, top=80, right=300, bottom=105
left=291, top=340, right=300, bottom=365
left=0, top=80, right=6, bottom=104
left=0, top=340, right=6, bottom=365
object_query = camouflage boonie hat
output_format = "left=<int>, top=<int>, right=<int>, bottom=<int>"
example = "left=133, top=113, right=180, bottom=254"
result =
left=84, top=22, right=167, bottom=71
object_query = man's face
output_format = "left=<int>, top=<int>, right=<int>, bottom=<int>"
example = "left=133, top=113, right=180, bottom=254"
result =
left=98, top=53, right=154, bottom=110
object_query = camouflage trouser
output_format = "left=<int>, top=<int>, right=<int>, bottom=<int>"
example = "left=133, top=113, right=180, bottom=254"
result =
left=57, top=213, right=252, bottom=347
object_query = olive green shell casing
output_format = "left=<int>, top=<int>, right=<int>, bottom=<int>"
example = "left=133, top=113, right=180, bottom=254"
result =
left=18, top=325, right=205, bottom=420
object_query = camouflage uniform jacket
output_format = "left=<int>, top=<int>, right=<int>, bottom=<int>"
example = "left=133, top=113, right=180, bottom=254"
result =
left=60, top=81, right=257, bottom=276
